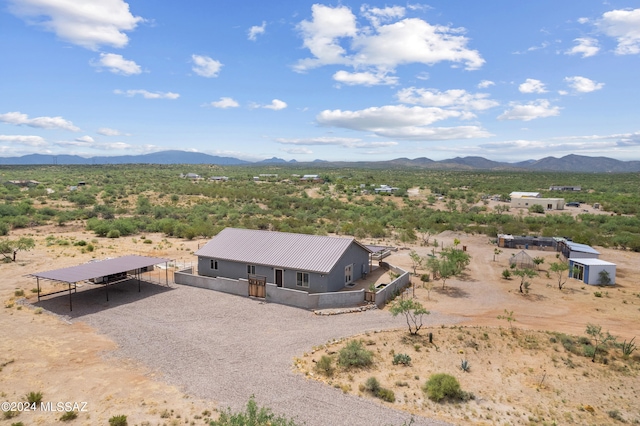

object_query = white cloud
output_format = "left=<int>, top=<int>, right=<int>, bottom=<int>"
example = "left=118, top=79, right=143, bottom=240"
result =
left=558, top=90, right=569, bottom=96
left=55, top=140, right=133, bottom=150
left=263, top=99, right=287, bottom=110
left=8, top=0, right=143, bottom=50
left=478, top=80, right=495, bottom=88
left=114, top=89, right=179, bottom=99
left=75, top=135, right=95, bottom=143
left=564, top=76, right=604, bottom=93
left=497, top=100, right=561, bottom=121
left=519, top=78, right=547, bottom=94
left=360, top=5, right=406, bottom=27
left=0, top=134, right=47, bottom=146
left=597, top=8, right=640, bottom=55
left=209, top=97, right=240, bottom=109
left=294, top=5, right=484, bottom=74
left=565, top=37, right=600, bottom=58
left=97, top=127, right=123, bottom=136
left=276, top=136, right=397, bottom=148
left=316, top=104, right=492, bottom=141
left=191, top=55, right=222, bottom=78
left=248, top=21, right=266, bottom=41
left=92, top=53, right=141, bottom=75
left=396, top=87, right=499, bottom=110
left=333, top=70, right=398, bottom=86
left=281, top=147, right=313, bottom=155
left=0, top=111, right=80, bottom=131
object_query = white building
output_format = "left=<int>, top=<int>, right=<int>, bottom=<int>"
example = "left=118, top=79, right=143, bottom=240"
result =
left=569, top=258, right=616, bottom=286
left=510, top=197, right=565, bottom=210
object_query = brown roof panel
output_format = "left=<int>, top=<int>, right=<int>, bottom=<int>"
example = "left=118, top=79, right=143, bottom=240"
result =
left=195, top=228, right=370, bottom=274
left=30, top=255, right=170, bottom=283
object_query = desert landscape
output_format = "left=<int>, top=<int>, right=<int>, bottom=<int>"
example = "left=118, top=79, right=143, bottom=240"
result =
left=1, top=221, right=638, bottom=425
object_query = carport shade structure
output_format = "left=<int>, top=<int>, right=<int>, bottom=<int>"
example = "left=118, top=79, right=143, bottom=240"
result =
left=28, top=255, right=171, bottom=311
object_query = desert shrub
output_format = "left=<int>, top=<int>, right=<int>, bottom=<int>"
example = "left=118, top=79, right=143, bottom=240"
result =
left=86, top=243, right=94, bottom=252
left=423, top=373, right=464, bottom=402
left=106, top=229, right=121, bottom=238
left=364, top=376, right=380, bottom=393
left=25, top=391, right=43, bottom=404
left=502, top=269, right=511, bottom=279
left=14, top=289, right=25, bottom=297
left=315, top=355, right=334, bottom=377
left=60, top=410, right=78, bottom=421
left=338, top=340, right=373, bottom=368
left=392, top=353, right=412, bottom=366
left=108, top=415, right=128, bottom=426
left=74, top=240, right=87, bottom=246
left=211, top=395, right=301, bottom=426
left=376, top=387, right=396, bottom=402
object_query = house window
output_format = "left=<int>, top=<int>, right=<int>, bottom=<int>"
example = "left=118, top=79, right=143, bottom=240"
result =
left=296, top=272, right=309, bottom=288
left=574, top=264, right=584, bottom=281
left=247, top=265, right=256, bottom=275
left=210, top=259, right=218, bottom=270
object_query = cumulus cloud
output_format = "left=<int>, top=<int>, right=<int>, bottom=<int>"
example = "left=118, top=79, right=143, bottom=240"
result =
left=564, top=76, right=604, bottom=93
left=208, top=97, right=240, bottom=109
left=396, top=87, right=499, bottom=110
left=55, top=140, right=133, bottom=150
left=263, top=99, right=287, bottom=110
left=191, top=54, right=222, bottom=77
left=92, top=53, right=141, bottom=75
left=8, top=0, right=143, bottom=50
left=565, top=37, right=600, bottom=58
left=519, top=78, right=547, bottom=94
left=0, top=134, right=47, bottom=146
left=497, top=100, right=561, bottom=121
left=333, top=70, right=398, bottom=86
left=248, top=21, right=266, bottom=41
left=597, top=8, right=640, bottom=55
left=294, top=4, right=484, bottom=75
left=98, top=127, right=123, bottom=136
left=276, top=136, right=397, bottom=148
left=114, top=89, right=179, bottom=99
left=280, top=147, right=313, bottom=155
left=316, top=105, right=492, bottom=141
left=75, top=135, right=95, bottom=143
left=478, top=80, right=495, bottom=88
left=0, top=111, right=80, bottom=131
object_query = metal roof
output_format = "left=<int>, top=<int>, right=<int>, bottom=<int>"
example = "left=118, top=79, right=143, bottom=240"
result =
left=195, top=228, right=371, bottom=274
left=569, top=258, right=615, bottom=266
left=565, top=241, right=600, bottom=255
left=29, top=255, right=170, bottom=283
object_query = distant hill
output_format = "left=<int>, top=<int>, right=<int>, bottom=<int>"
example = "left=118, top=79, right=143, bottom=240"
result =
left=1, top=151, right=639, bottom=172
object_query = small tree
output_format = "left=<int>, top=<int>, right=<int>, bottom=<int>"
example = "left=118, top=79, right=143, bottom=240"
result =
left=497, top=309, right=516, bottom=331
left=585, top=323, right=616, bottom=362
left=420, top=273, right=433, bottom=299
left=550, top=262, right=569, bottom=290
left=501, top=269, right=511, bottom=280
left=409, top=250, right=422, bottom=275
left=598, top=270, right=612, bottom=286
left=532, top=256, right=545, bottom=270
left=493, top=248, right=502, bottom=262
left=512, top=268, right=537, bottom=293
left=0, top=237, right=35, bottom=262
left=390, top=299, right=430, bottom=335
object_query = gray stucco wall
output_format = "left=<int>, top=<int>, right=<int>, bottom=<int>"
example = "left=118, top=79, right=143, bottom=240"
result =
left=175, top=269, right=249, bottom=296
left=374, top=265, right=410, bottom=308
left=325, top=244, right=370, bottom=292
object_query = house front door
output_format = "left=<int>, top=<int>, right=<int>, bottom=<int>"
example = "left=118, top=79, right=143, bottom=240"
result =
left=345, top=264, right=353, bottom=285
left=275, top=269, right=283, bottom=287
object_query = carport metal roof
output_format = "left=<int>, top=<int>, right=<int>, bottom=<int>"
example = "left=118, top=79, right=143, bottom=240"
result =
left=29, top=255, right=170, bottom=283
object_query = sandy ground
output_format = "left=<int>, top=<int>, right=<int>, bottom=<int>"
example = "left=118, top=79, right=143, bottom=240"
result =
left=1, top=223, right=639, bottom=425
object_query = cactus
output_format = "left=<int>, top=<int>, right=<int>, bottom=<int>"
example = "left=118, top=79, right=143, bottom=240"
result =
left=460, top=359, right=470, bottom=372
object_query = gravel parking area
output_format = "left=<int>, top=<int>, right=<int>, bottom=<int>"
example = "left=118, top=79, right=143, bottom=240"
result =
left=38, top=281, right=460, bottom=425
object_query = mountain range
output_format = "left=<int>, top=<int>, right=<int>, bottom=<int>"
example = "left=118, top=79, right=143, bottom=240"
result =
left=1, top=151, right=639, bottom=173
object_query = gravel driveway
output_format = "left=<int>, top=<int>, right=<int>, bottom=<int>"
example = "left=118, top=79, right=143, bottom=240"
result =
left=39, top=281, right=460, bottom=425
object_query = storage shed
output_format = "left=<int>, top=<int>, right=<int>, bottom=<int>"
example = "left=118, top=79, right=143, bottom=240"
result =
left=569, top=258, right=616, bottom=286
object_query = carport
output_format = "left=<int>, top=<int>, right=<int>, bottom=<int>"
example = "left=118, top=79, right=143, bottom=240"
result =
left=29, top=255, right=171, bottom=311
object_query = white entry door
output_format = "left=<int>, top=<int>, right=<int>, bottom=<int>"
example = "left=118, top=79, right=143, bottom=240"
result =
left=345, top=264, right=353, bottom=284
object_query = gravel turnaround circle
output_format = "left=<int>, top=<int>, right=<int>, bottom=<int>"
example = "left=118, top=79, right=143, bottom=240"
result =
left=39, top=281, right=460, bottom=425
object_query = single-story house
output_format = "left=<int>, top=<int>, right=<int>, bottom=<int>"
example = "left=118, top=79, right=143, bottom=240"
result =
left=374, top=185, right=399, bottom=194
left=556, top=239, right=600, bottom=259
left=549, top=185, right=581, bottom=191
left=510, top=191, right=540, bottom=198
left=195, top=228, right=371, bottom=293
left=569, top=258, right=616, bottom=285
left=511, top=197, right=565, bottom=210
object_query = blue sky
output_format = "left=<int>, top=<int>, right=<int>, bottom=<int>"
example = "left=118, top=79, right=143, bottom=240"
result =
left=1, top=1, right=640, bottom=162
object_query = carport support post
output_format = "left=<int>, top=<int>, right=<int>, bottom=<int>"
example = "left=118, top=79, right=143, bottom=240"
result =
left=36, top=277, right=40, bottom=302
left=69, top=282, right=72, bottom=312
left=138, top=269, right=141, bottom=293
left=165, top=262, right=169, bottom=286
left=105, top=282, right=109, bottom=302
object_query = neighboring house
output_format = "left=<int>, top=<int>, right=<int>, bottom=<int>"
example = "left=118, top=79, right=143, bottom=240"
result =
left=195, top=228, right=371, bottom=293
left=209, top=176, right=228, bottom=182
left=301, top=174, right=323, bottom=182
left=511, top=197, right=565, bottom=210
left=374, top=185, right=399, bottom=194
left=6, top=180, right=40, bottom=187
left=549, top=185, right=581, bottom=191
left=556, top=239, right=600, bottom=259
left=182, top=173, right=201, bottom=179
left=569, top=258, right=616, bottom=285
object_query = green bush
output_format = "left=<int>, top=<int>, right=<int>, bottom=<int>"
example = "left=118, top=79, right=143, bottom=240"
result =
left=14, top=289, right=25, bottom=297
left=376, top=387, right=396, bottom=403
left=25, top=391, right=43, bottom=404
left=423, top=373, right=463, bottom=402
left=106, top=229, right=121, bottom=238
left=108, top=415, right=127, bottom=426
left=60, top=410, right=78, bottom=421
left=338, top=340, right=373, bottom=368
left=502, top=269, right=511, bottom=279
left=364, top=376, right=380, bottom=393
left=392, top=353, right=412, bottom=366
left=211, top=395, right=300, bottom=425
left=315, top=355, right=334, bottom=377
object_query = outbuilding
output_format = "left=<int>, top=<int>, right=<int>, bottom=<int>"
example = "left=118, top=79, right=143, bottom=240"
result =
left=569, top=258, right=616, bottom=286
